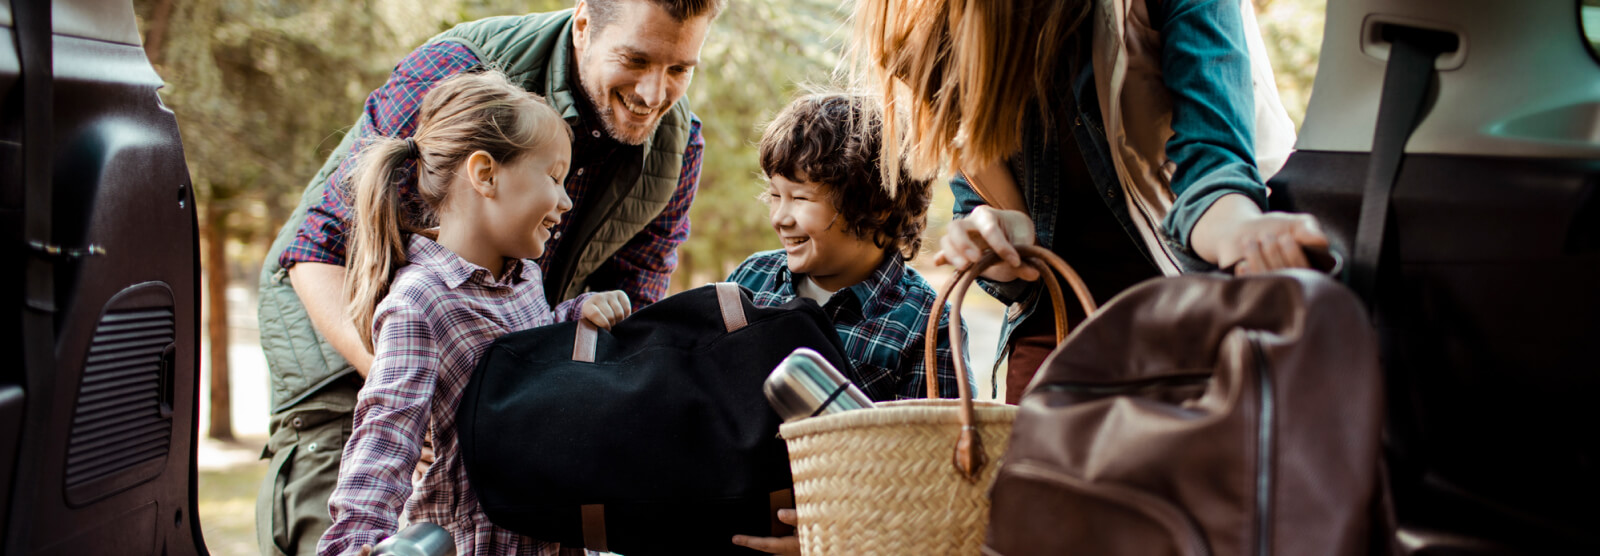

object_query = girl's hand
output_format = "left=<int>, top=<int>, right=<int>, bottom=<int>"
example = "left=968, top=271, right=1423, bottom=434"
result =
left=581, top=291, right=632, bottom=329
left=933, top=206, right=1042, bottom=282
left=731, top=509, right=800, bottom=555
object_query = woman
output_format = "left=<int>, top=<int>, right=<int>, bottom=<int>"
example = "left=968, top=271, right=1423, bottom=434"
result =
left=852, top=0, right=1328, bottom=401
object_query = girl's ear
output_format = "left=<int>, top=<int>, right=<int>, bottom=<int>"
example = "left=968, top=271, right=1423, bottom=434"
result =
left=466, top=150, right=498, bottom=199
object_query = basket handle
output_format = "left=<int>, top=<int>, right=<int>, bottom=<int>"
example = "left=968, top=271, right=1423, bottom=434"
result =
left=924, top=244, right=1098, bottom=480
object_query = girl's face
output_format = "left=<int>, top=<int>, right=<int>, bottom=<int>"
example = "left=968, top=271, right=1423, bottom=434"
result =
left=483, top=139, right=573, bottom=261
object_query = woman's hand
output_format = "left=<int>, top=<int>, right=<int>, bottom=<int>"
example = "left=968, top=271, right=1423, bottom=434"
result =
left=581, top=291, right=632, bottom=329
left=731, top=509, right=800, bottom=555
left=1193, top=194, right=1329, bottom=275
left=933, top=206, right=1042, bottom=282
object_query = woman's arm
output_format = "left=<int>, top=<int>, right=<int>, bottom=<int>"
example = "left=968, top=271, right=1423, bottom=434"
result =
left=1157, top=0, right=1326, bottom=272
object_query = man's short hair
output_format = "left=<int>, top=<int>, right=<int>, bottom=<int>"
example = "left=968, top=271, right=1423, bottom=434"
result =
left=759, top=92, right=934, bottom=260
left=586, top=0, right=727, bottom=32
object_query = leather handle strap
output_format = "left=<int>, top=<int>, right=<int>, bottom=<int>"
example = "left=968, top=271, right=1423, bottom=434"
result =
left=572, top=283, right=748, bottom=362
left=1351, top=26, right=1454, bottom=311
left=581, top=504, right=607, bottom=552
left=926, top=245, right=1097, bottom=480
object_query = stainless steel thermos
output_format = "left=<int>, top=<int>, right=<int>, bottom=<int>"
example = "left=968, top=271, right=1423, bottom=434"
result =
left=372, top=522, right=455, bottom=556
left=764, top=347, right=874, bottom=422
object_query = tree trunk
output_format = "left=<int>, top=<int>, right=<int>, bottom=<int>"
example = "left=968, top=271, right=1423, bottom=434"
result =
left=203, top=202, right=234, bottom=442
left=141, top=0, right=174, bottom=65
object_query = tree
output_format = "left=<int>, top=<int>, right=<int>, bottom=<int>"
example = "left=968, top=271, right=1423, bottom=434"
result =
left=134, top=0, right=524, bottom=440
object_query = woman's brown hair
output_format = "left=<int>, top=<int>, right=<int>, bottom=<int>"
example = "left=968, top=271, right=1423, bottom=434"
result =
left=850, top=0, right=1090, bottom=194
left=344, top=70, right=571, bottom=351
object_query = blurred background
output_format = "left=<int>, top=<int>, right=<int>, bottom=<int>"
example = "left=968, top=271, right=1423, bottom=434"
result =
left=126, top=0, right=1327, bottom=552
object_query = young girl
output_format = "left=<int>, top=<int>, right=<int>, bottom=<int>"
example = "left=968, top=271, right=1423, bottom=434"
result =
left=318, top=71, right=631, bottom=556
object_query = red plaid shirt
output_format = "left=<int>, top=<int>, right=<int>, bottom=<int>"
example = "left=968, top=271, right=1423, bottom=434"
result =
left=319, top=235, right=592, bottom=556
left=281, top=40, right=703, bottom=308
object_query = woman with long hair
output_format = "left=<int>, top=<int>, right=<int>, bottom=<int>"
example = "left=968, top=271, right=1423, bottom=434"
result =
left=851, top=0, right=1326, bottom=401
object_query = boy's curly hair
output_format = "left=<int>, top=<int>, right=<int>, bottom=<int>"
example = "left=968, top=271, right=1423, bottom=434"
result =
left=758, top=93, right=933, bottom=260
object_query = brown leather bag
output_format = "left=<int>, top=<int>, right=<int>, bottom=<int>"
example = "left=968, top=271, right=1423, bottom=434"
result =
left=984, top=269, right=1393, bottom=555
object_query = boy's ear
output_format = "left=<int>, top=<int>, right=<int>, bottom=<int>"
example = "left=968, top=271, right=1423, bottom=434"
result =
left=466, top=150, right=498, bottom=199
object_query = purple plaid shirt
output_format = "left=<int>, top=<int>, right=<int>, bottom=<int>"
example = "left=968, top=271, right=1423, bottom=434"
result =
left=319, top=235, right=592, bottom=556
left=281, top=40, right=703, bottom=308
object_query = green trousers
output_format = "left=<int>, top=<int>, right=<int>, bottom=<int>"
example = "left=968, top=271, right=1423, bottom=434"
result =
left=255, top=380, right=358, bottom=556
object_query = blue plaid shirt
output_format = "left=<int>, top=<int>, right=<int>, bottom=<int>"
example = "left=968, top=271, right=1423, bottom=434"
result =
left=727, top=250, right=968, bottom=401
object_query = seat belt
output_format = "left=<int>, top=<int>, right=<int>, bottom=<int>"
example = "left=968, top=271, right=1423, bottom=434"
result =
left=8, top=0, right=52, bottom=552
left=1350, top=25, right=1457, bottom=311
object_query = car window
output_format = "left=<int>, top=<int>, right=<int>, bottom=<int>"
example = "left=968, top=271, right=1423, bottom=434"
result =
left=1585, top=0, right=1600, bottom=62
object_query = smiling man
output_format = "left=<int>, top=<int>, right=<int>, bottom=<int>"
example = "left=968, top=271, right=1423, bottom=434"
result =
left=253, top=1, right=721, bottom=554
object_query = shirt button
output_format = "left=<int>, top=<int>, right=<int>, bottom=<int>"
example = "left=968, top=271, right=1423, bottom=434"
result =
left=306, top=442, right=319, bottom=453
left=292, top=417, right=303, bottom=429
left=591, top=130, right=601, bottom=138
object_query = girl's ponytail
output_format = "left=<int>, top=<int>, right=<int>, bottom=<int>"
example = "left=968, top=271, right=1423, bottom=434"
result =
left=344, top=136, right=416, bottom=352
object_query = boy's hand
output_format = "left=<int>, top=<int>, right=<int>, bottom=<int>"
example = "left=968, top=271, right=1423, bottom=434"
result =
left=934, top=206, right=1042, bottom=282
left=731, top=509, right=800, bottom=555
left=581, top=291, right=632, bottom=329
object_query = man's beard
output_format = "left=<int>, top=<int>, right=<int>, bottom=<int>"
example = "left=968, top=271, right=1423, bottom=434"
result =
left=580, top=63, right=663, bottom=145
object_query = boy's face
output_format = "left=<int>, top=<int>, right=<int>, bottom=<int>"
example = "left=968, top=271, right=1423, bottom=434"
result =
left=765, top=174, right=887, bottom=291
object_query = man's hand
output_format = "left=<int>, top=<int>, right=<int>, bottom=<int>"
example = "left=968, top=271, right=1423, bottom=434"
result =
left=933, top=206, right=1042, bottom=282
left=731, top=509, right=800, bottom=555
left=413, top=431, right=435, bottom=485
left=1192, top=194, right=1329, bottom=275
left=581, top=291, right=633, bottom=329
left=287, top=262, right=374, bottom=376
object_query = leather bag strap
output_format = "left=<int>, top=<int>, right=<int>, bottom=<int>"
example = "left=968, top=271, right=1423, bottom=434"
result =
left=571, top=283, right=748, bottom=362
left=1351, top=26, right=1455, bottom=311
left=926, top=245, right=1096, bottom=480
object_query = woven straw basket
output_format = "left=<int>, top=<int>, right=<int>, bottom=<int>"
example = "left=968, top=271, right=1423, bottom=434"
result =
left=778, top=246, right=1097, bottom=555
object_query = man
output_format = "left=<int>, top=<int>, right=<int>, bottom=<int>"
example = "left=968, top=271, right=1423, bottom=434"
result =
left=254, top=1, right=722, bottom=553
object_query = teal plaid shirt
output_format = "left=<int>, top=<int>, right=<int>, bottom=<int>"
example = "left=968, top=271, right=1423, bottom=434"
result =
left=728, top=250, right=968, bottom=401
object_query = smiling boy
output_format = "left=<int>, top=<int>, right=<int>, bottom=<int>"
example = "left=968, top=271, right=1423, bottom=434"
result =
left=727, top=93, right=968, bottom=402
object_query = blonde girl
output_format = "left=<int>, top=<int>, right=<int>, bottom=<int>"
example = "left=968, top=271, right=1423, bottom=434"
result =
left=318, top=71, right=629, bottom=556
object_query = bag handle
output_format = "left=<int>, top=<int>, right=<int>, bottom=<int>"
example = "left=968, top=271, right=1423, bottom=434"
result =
left=925, top=245, right=1097, bottom=480
left=572, top=282, right=748, bottom=362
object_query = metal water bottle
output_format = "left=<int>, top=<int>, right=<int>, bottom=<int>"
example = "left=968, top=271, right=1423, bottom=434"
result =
left=764, top=347, right=874, bottom=422
left=372, top=522, right=455, bottom=556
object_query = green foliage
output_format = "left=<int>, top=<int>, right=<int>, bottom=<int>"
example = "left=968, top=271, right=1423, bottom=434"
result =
left=674, top=0, right=848, bottom=285
left=1254, top=0, right=1326, bottom=129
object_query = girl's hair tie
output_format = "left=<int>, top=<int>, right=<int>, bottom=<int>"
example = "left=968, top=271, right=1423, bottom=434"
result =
left=404, top=137, right=421, bottom=160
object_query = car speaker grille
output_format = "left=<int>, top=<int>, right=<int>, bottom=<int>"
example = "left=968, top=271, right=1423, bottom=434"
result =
left=65, top=285, right=176, bottom=505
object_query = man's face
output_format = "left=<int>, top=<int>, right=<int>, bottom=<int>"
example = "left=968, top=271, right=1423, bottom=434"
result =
left=573, top=0, right=712, bottom=145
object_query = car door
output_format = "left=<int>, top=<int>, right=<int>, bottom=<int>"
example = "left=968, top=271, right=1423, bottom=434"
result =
left=1267, top=0, right=1600, bottom=552
left=1, top=1, right=205, bottom=554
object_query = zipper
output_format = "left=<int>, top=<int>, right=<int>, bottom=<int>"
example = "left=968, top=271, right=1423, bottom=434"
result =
left=1037, top=373, right=1211, bottom=397
left=1250, top=333, right=1275, bottom=556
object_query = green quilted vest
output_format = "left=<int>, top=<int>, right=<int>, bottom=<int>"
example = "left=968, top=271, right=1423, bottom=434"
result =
left=257, top=9, right=692, bottom=410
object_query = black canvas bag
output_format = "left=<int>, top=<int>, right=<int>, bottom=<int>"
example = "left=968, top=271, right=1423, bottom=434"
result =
left=457, top=283, right=850, bottom=555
